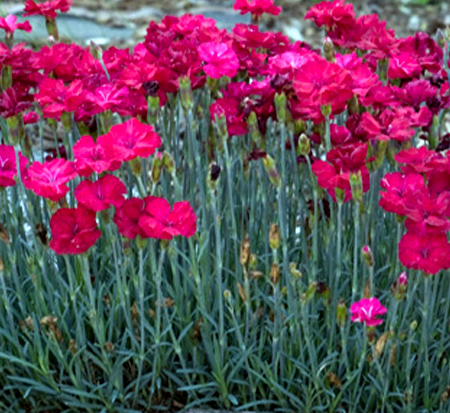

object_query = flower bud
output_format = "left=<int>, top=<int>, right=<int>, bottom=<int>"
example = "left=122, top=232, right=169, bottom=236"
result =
left=398, top=272, right=408, bottom=286
left=237, top=282, right=246, bottom=302
left=337, top=299, right=347, bottom=327
left=262, top=154, right=281, bottom=187
left=240, top=235, right=251, bottom=267
left=179, top=76, right=194, bottom=111
left=270, top=263, right=280, bottom=285
left=249, top=253, right=258, bottom=269
left=323, top=37, right=335, bottom=62
left=274, top=92, right=288, bottom=124
left=0, top=222, right=10, bottom=244
left=321, top=104, right=332, bottom=118
left=392, top=272, right=408, bottom=301
left=223, top=289, right=232, bottom=301
left=410, top=320, right=418, bottom=331
left=347, top=95, right=359, bottom=115
left=362, top=245, right=374, bottom=267
left=269, top=223, right=280, bottom=250
left=334, top=187, right=345, bottom=204
left=162, top=151, right=175, bottom=175
left=290, top=262, right=302, bottom=279
left=129, top=157, right=143, bottom=177
left=136, top=235, right=147, bottom=250
left=151, top=152, right=164, bottom=183
left=247, top=111, right=262, bottom=148
left=147, top=95, right=160, bottom=124
left=1, top=64, right=12, bottom=90
left=298, top=133, right=310, bottom=156
left=207, top=163, right=221, bottom=190
left=349, top=171, right=363, bottom=204
left=301, top=281, right=317, bottom=304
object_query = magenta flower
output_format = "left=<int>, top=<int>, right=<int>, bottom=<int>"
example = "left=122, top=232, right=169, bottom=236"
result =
left=0, top=15, right=32, bottom=35
left=398, top=232, right=450, bottom=275
left=139, top=196, right=197, bottom=240
left=0, top=145, right=28, bottom=188
left=49, top=206, right=101, bottom=255
left=73, top=135, right=121, bottom=177
left=74, top=175, right=127, bottom=212
left=233, top=0, right=282, bottom=17
left=24, top=0, right=73, bottom=19
left=198, top=42, right=239, bottom=79
left=97, top=118, right=161, bottom=162
left=23, top=158, right=77, bottom=202
left=350, top=297, right=387, bottom=327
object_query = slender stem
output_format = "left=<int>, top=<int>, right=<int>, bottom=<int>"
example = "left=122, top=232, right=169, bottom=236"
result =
left=352, top=202, right=360, bottom=300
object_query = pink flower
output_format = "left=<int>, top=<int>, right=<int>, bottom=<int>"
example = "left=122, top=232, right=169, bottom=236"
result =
left=233, top=0, right=282, bottom=17
left=139, top=196, right=197, bottom=240
left=0, top=15, right=32, bottom=35
left=49, top=206, right=101, bottom=255
left=379, top=172, right=425, bottom=216
left=388, top=52, right=422, bottom=80
left=0, top=145, right=28, bottom=187
left=113, top=198, right=146, bottom=240
left=75, top=175, right=126, bottom=212
left=23, top=158, right=77, bottom=201
left=73, top=135, right=121, bottom=177
left=24, top=0, right=73, bottom=19
left=35, top=78, right=84, bottom=119
left=198, top=42, right=239, bottom=79
left=350, top=297, right=387, bottom=327
left=97, top=118, right=161, bottom=162
left=399, top=232, right=450, bottom=275
left=398, top=272, right=408, bottom=286
left=305, top=0, right=355, bottom=31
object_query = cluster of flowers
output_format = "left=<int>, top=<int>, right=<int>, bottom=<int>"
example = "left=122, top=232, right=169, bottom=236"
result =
left=0, top=117, right=196, bottom=254
left=1, top=0, right=450, bottom=325
left=380, top=147, right=450, bottom=275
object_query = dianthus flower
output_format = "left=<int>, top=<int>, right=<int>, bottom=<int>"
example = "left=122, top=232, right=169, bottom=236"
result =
left=398, top=232, right=450, bottom=275
left=388, top=52, right=422, bottom=80
left=305, top=0, right=355, bottom=31
left=113, top=198, right=147, bottom=240
left=0, top=145, right=28, bottom=187
left=24, top=0, right=73, bottom=19
left=75, top=175, right=126, bottom=212
left=198, top=42, right=239, bottom=79
left=292, top=57, right=353, bottom=120
left=139, top=196, right=197, bottom=240
left=97, top=118, right=161, bottom=162
left=311, top=143, right=370, bottom=203
left=358, top=109, right=415, bottom=142
left=0, top=86, right=33, bottom=119
left=0, top=15, right=32, bottom=35
left=49, top=206, right=101, bottom=255
left=73, top=135, right=121, bottom=177
left=23, top=158, right=77, bottom=201
left=233, top=0, right=282, bottom=17
left=350, top=297, right=387, bottom=326
left=379, top=172, right=425, bottom=216
left=35, top=78, right=84, bottom=119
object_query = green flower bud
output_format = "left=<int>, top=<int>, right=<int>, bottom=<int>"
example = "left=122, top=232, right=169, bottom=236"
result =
left=179, top=76, right=194, bottom=111
left=298, top=133, right=310, bottom=156
left=349, top=171, right=363, bottom=204
left=337, top=299, right=347, bottom=327
left=323, top=37, right=335, bottom=62
left=269, top=223, right=280, bottom=250
left=274, top=92, right=288, bottom=124
left=262, top=154, right=281, bottom=187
